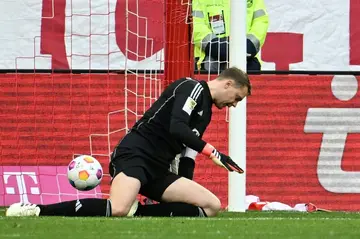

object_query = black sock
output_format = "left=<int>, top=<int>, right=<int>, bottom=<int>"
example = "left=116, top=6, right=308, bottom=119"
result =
left=134, top=202, right=207, bottom=217
left=38, top=198, right=111, bottom=217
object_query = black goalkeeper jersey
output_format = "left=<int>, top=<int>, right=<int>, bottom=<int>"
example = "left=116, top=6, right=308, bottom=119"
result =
left=119, top=77, right=213, bottom=168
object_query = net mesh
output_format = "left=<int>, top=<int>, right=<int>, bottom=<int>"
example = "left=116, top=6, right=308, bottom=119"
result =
left=0, top=0, right=230, bottom=208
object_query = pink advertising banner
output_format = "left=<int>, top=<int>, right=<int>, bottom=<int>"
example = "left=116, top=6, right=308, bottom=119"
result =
left=0, top=166, right=101, bottom=206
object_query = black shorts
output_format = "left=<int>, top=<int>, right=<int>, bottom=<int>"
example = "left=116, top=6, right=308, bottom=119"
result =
left=109, top=147, right=180, bottom=202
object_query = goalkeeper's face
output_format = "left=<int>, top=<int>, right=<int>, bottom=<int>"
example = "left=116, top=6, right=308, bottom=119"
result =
left=214, top=79, right=249, bottom=109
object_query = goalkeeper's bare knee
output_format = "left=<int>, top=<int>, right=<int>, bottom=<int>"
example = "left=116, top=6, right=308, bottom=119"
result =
left=161, top=177, right=222, bottom=217
left=111, top=205, right=130, bottom=217
left=109, top=172, right=141, bottom=217
left=202, top=196, right=221, bottom=217
left=111, top=201, right=138, bottom=217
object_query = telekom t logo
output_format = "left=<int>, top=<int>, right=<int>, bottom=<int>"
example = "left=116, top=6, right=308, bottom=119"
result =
left=3, top=172, right=40, bottom=203
left=304, top=75, right=359, bottom=193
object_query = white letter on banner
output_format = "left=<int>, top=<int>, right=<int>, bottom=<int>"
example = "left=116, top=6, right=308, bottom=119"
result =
left=304, top=75, right=360, bottom=193
left=3, top=172, right=40, bottom=203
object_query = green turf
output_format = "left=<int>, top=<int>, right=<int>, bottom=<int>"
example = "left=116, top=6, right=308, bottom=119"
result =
left=1, top=210, right=360, bottom=239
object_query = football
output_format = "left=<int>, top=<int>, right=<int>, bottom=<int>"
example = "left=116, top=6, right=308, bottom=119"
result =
left=67, top=155, right=103, bottom=191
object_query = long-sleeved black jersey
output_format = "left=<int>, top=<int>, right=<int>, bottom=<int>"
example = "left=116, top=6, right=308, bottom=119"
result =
left=121, top=77, right=213, bottom=168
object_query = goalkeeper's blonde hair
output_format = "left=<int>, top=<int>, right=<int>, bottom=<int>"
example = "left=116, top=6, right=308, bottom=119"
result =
left=217, top=67, right=251, bottom=95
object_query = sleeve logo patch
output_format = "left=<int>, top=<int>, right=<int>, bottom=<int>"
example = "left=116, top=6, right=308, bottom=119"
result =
left=182, top=97, right=197, bottom=115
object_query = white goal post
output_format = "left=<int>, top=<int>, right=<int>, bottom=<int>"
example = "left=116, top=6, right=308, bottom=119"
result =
left=228, top=0, right=247, bottom=212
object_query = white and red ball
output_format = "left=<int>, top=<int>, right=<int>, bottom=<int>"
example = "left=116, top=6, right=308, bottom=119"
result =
left=67, top=155, right=103, bottom=191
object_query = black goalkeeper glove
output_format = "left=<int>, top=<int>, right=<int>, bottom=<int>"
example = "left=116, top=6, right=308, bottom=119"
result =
left=202, top=144, right=244, bottom=174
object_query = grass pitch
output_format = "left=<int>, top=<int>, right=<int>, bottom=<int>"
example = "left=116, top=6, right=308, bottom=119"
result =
left=1, top=210, right=360, bottom=239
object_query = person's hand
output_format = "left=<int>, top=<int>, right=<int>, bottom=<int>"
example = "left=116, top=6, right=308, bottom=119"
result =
left=209, top=150, right=244, bottom=173
left=202, top=144, right=244, bottom=174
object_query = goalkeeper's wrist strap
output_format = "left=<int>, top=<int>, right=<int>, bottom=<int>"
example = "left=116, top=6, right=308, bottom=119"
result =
left=201, top=143, right=215, bottom=157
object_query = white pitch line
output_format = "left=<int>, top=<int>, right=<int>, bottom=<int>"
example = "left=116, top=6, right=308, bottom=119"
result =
left=209, top=217, right=360, bottom=221
left=0, top=216, right=360, bottom=221
left=0, top=234, right=20, bottom=238
left=135, top=217, right=360, bottom=221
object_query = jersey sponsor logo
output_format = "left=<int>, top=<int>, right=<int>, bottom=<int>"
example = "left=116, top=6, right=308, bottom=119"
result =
left=182, top=97, right=197, bottom=115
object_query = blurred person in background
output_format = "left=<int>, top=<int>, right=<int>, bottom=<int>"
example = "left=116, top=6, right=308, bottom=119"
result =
left=192, top=0, right=269, bottom=72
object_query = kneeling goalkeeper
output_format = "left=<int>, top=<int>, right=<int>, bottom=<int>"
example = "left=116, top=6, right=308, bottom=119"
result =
left=6, top=67, right=250, bottom=218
